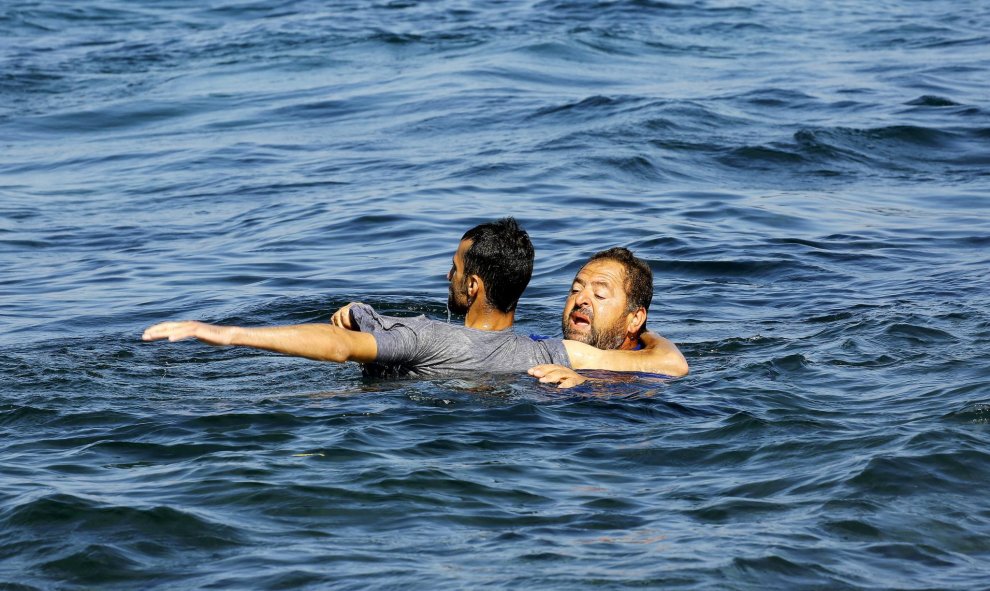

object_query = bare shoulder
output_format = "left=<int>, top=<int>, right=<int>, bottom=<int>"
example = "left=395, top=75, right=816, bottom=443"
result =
left=641, top=331, right=689, bottom=377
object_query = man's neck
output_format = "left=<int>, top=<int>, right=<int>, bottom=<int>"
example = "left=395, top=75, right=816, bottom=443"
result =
left=464, top=306, right=514, bottom=331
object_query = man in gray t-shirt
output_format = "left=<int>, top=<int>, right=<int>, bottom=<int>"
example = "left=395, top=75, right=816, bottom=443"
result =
left=349, top=304, right=569, bottom=378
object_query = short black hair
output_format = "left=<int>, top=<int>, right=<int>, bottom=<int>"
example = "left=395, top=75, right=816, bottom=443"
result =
left=461, top=217, right=534, bottom=313
left=587, top=247, right=653, bottom=313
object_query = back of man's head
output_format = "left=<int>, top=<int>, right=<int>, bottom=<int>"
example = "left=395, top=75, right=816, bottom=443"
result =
left=587, top=247, right=653, bottom=314
left=462, top=217, right=534, bottom=313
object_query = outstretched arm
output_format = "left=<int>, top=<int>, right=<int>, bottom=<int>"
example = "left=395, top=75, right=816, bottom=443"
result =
left=562, top=330, right=689, bottom=377
left=142, top=321, right=378, bottom=363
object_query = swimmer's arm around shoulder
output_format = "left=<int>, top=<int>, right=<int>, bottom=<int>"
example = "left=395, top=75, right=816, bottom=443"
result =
left=142, top=321, right=378, bottom=363
left=563, top=331, right=689, bottom=377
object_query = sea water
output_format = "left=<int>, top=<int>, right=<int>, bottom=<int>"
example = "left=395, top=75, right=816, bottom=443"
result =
left=2, top=1, right=989, bottom=589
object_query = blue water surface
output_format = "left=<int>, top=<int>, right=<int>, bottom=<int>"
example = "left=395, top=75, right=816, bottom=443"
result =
left=2, top=1, right=990, bottom=589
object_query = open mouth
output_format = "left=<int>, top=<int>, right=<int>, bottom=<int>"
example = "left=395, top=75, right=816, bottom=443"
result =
left=569, top=310, right=591, bottom=330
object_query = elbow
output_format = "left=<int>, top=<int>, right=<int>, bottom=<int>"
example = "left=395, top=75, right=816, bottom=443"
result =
left=324, top=341, right=351, bottom=363
left=322, top=329, right=375, bottom=364
left=665, top=350, right=689, bottom=378
left=313, top=325, right=359, bottom=363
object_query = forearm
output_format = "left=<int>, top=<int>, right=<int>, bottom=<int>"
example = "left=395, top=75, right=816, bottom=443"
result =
left=228, top=324, right=377, bottom=363
left=142, top=321, right=378, bottom=363
left=604, top=347, right=689, bottom=377
left=564, top=337, right=689, bottom=377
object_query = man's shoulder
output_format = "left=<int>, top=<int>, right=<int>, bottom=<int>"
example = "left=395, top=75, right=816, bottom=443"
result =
left=350, top=303, right=433, bottom=331
left=350, top=303, right=506, bottom=345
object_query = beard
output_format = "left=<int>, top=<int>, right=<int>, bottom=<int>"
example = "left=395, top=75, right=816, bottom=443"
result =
left=563, top=306, right=626, bottom=350
left=447, top=280, right=469, bottom=315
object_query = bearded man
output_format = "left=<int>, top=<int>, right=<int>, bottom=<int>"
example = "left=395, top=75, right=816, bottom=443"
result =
left=529, top=247, right=688, bottom=388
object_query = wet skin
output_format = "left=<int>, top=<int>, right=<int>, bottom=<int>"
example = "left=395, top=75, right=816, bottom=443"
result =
left=562, top=259, right=640, bottom=350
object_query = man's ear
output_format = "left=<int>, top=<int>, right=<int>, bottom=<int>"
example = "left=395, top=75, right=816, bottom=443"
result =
left=626, top=307, right=647, bottom=334
left=467, top=275, right=482, bottom=300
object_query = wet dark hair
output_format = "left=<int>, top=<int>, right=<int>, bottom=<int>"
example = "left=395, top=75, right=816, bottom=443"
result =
left=461, top=217, right=534, bottom=313
left=587, top=247, right=653, bottom=313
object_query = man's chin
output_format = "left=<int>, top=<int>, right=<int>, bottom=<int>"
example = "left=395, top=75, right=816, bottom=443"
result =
left=563, top=325, right=592, bottom=343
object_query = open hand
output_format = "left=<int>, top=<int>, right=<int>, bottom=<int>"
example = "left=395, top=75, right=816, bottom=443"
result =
left=528, top=364, right=588, bottom=389
left=142, top=321, right=234, bottom=346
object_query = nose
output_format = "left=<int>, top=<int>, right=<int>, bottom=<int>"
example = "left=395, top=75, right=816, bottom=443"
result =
left=574, top=285, right=592, bottom=308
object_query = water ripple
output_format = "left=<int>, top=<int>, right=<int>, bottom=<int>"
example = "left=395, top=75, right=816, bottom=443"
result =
left=3, top=0, right=990, bottom=589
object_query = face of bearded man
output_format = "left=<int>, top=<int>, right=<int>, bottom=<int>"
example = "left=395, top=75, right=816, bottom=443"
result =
left=561, top=259, right=631, bottom=350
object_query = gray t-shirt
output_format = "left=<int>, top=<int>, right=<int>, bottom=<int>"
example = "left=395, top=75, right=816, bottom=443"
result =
left=349, top=304, right=571, bottom=378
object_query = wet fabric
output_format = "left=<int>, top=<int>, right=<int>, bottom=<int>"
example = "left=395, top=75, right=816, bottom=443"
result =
left=349, top=304, right=571, bottom=377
